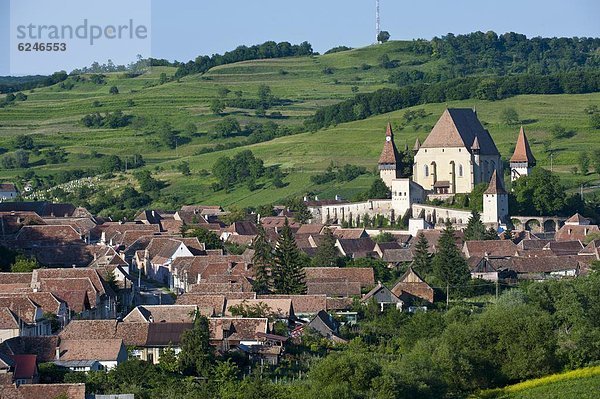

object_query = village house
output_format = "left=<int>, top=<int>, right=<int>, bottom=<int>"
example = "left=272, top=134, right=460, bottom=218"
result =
left=391, top=267, right=435, bottom=305
left=123, top=305, right=213, bottom=323
left=225, top=299, right=295, bottom=324
left=54, top=338, right=128, bottom=372
left=362, top=282, right=403, bottom=311
left=0, top=183, right=18, bottom=201
left=300, top=310, right=346, bottom=343
left=303, top=267, right=375, bottom=297
left=0, top=296, right=52, bottom=341
left=31, top=268, right=117, bottom=320
left=136, top=237, right=205, bottom=286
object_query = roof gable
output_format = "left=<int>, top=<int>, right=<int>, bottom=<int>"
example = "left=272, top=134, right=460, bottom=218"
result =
left=510, top=126, right=536, bottom=164
left=421, top=108, right=499, bottom=155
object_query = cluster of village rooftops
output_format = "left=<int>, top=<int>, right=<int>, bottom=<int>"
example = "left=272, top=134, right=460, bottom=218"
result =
left=0, top=109, right=598, bottom=398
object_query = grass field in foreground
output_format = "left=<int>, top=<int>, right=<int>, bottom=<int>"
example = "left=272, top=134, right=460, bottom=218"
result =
left=470, top=366, right=600, bottom=399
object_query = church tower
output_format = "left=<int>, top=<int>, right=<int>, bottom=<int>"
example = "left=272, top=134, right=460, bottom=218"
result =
left=510, top=126, right=536, bottom=182
left=483, top=170, right=508, bottom=225
left=378, top=122, right=401, bottom=189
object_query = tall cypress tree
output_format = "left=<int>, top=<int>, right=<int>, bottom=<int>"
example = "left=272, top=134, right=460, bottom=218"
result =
left=463, top=210, right=486, bottom=241
left=178, top=313, right=213, bottom=377
left=312, top=227, right=338, bottom=267
left=432, top=220, right=471, bottom=303
left=273, top=218, right=306, bottom=294
left=252, top=224, right=273, bottom=294
left=412, top=232, right=432, bottom=275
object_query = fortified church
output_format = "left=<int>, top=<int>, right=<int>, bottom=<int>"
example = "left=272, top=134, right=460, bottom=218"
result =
left=308, top=108, right=536, bottom=230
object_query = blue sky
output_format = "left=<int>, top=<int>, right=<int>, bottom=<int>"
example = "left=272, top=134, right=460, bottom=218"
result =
left=1, top=0, right=599, bottom=75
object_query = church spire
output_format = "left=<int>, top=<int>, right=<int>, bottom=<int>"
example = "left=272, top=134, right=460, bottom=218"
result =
left=510, top=126, right=536, bottom=165
left=413, top=137, right=421, bottom=152
left=378, top=122, right=399, bottom=166
left=484, top=170, right=507, bottom=195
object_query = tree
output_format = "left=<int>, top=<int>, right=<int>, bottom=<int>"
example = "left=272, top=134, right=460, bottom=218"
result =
left=432, top=220, right=470, bottom=302
left=134, top=169, right=165, bottom=192
left=11, top=255, right=39, bottom=272
left=178, top=313, right=213, bottom=377
left=590, top=113, right=600, bottom=129
left=592, top=149, right=600, bottom=175
left=512, top=167, right=566, bottom=215
left=412, top=232, right=432, bottom=275
left=109, top=86, right=119, bottom=95
left=364, top=178, right=391, bottom=200
left=294, top=201, right=312, bottom=224
left=463, top=210, right=486, bottom=241
left=377, top=31, right=391, bottom=43
left=184, top=122, right=197, bottom=136
left=272, top=219, right=306, bottom=294
left=176, top=161, right=191, bottom=176
left=158, top=344, right=179, bottom=373
left=157, top=121, right=178, bottom=149
left=500, top=107, right=519, bottom=125
left=252, top=225, right=273, bottom=294
left=159, top=73, right=168, bottom=85
left=312, top=227, right=338, bottom=267
left=484, top=227, right=499, bottom=240
left=214, top=116, right=241, bottom=138
left=185, top=227, right=223, bottom=250
left=257, top=84, right=273, bottom=109
left=229, top=300, right=273, bottom=318
left=578, top=152, right=590, bottom=175
left=14, top=134, right=34, bottom=150
left=210, top=99, right=225, bottom=115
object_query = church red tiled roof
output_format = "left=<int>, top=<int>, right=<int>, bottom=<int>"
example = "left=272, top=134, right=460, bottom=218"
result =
left=378, top=122, right=400, bottom=164
left=510, top=126, right=536, bottom=164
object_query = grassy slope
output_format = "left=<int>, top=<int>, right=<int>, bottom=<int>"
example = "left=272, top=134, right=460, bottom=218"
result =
left=0, top=40, right=599, bottom=207
left=471, top=366, right=600, bottom=399
left=159, top=92, right=600, bottom=207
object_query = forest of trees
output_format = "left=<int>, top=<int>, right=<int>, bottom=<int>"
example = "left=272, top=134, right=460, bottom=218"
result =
left=174, top=41, right=313, bottom=78
left=307, top=69, right=600, bottom=130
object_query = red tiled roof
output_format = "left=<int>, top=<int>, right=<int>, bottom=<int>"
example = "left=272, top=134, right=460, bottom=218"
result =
left=10, top=354, right=37, bottom=379
left=510, top=126, right=536, bottom=164
left=378, top=122, right=400, bottom=164
left=421, top=109, right=499, bottom=155
left=484, top=170, right=507, bottom=195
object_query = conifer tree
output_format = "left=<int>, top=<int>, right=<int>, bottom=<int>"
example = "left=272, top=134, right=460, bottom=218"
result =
left=252, top=224, right=273, bottom=294
left=312, top=227, right=338, bottom=267
left=178, top=313, right=213, bottom=376
left=412, top=232, right=432, bottom=275
left=272, top=218, right=306, bottom=294
left=484, top=226, right=500, bottom=240
left=464, top=210, right=486, bottom=241
left=432, top=220, right=471, bottom=304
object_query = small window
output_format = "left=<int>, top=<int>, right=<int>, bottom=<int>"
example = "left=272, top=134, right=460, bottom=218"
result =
left=458, top=164, right=463, bottom=177
left=424, top=165, right=429, bottom=177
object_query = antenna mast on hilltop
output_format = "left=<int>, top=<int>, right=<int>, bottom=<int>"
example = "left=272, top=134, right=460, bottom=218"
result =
left=375, top=0, right=381, bottom=42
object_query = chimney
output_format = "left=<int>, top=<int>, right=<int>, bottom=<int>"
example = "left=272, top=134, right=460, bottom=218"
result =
left=314, top=195, right=319, bottom=201
left=303, top=196, right=308, bottom=202
left=55, top=346, right=61, bottom=360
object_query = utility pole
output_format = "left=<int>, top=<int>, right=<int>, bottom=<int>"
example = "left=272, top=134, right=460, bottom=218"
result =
left=375, top=0, right=380, bottom=42
left=495, top=279, right=499, bottom=302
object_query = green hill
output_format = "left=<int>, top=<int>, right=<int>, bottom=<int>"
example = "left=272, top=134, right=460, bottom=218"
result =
left=471, top=366, right=600, bottom=399
left=0, top=38, right=599, bottom=211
